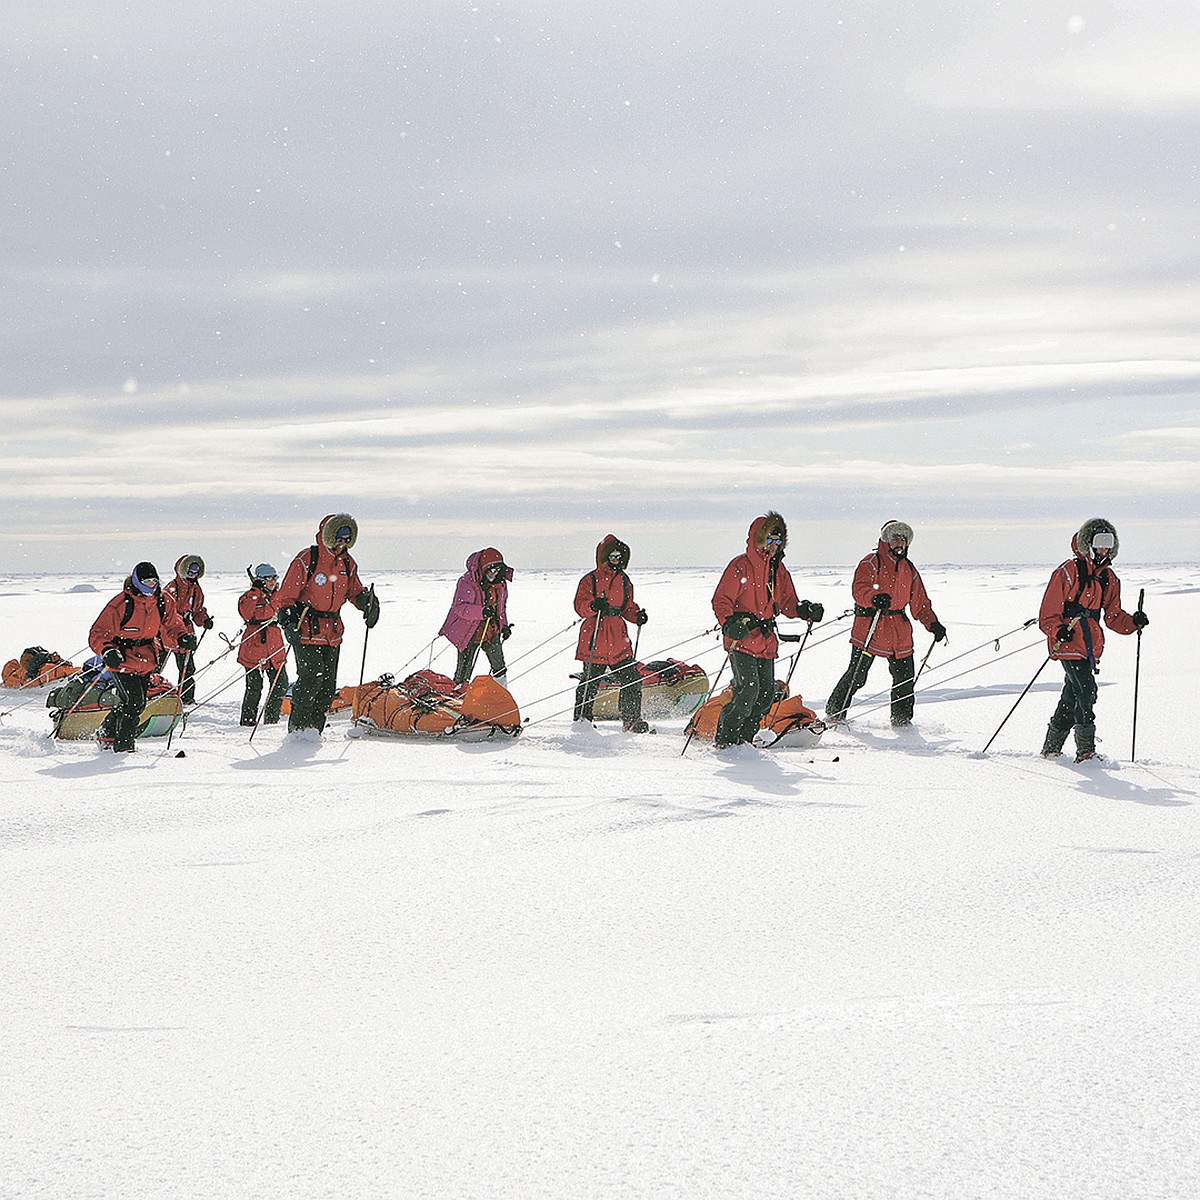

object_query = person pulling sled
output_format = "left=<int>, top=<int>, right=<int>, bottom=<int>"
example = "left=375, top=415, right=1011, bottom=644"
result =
left=237, top=563, right=289, bottom=726
left=276, top=515, right=379, bottom=736
left=1038, top=517, right=1146, bottom=763
left=825, top=520, right=946, bottom=728
left=88, top=562, right=191, bottom=752
left=163, top=553, right=213, bottom=705
left=573, top=534, right=651, bottom=732
left=710, top=512, right=823, bottom=749
left=439, top=548, right=513, bottom=688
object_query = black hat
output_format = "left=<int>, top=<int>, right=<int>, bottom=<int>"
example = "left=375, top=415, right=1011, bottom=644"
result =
left=131, top=562, right=160, bottom=595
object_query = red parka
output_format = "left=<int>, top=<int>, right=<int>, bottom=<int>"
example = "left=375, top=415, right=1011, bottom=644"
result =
left=711, top=515, right=801, bottom=660
left=89, top=582, right=189, bottom=676
left=237, top=585, right=287, bottom=670
left=574, top=535, right=643, bottom=666
left=1039, top=539, right=1136, bottom=664
left=275, top=515, right=369, bottom=648
left=847, top=539, right=939, bottom=659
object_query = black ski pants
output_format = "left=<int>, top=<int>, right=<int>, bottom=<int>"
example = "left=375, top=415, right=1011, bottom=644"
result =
left=289, top=643, right=340, bottom=733
left=241, top=665, right=289, bottom=726
left=99, top=672, right=150, bottom=752
left=1048, top=659, right=1099, bottom=752
left=453, top=639, right=507, bottom=687
left=574, top=658, right=641, bottom=723
left=715, top=651, right=775, bottom=746
left=826, top=647, right=916, bottom=726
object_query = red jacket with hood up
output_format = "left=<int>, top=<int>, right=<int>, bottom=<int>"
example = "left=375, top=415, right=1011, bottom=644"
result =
left=711, top=515, right=801, bottom=661
left=275, top=514, right=369, bottom=648
left=574, top=535, right=643, bottom=666
left=1039, top=529, right=1136, bottom=663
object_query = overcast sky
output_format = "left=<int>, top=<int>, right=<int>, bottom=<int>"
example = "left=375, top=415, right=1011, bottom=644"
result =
left=4, top=0, right=1198, bottom=575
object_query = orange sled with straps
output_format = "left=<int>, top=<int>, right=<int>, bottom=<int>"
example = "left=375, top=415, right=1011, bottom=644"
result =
left=685, top=680, right=825, bottom=749
left=4, top=647, right=77, bottom=689
left=350, top=670, right=522, bottom=742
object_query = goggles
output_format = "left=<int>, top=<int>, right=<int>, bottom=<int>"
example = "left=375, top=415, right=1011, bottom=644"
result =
left=1092, top=531, right=1115, bottom=552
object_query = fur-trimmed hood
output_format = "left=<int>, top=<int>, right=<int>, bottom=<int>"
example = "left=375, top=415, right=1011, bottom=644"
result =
left=595, top=534, right=631, bottom=571
left=174, top=554, right=205, bottom=580
left=1072, top=517, right=1120, bottom=561
left=747, top=512, right=787, bottom=556
left=880, top=519, right=914, bottom=546
left=318, top=513, right=358, bottom=551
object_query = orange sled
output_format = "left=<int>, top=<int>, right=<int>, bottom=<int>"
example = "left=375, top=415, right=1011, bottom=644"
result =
left=350, top=670, right=522, bottom=742
left=686, top=680, right=825, bottom=749
left=4, top=647, right=77, bottom=689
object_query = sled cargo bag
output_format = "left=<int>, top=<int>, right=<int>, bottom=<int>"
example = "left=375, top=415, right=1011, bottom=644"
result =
left=590, top=658, right=709, bottom=720
left=3, top=647, right=76, bottom=689
left=684, top=681, right=824, bottom=749
left=280, top=684, right=358, bottom=717
left=351, top=672, right=521, bottom=741
left=47, top=672, right=184, bottom=741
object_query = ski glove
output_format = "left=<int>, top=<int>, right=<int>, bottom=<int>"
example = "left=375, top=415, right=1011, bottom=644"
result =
left=796, top=600, right=824, bottom=623
left=354, top=590, right=380, bottom=629
left=590, top=598, right=619, bottom=616
left=178, top=633, right=198, bottom=652
left=930, top=621, right=947, bottom=642
left=721, top=612, right=755, bottom=641
left=482, top=604, right=498, bottom=620
left=203, top=617, right=214, bottom=630
left=871, top=593, right=892, bottom=610
left=501, top=624, right=513, bottom=640
left=634, top=609, right=649, bottom=626
left=1055, top=624, right=1073, bottom=644
left=278, top=605, right=301, bottom=629
left=1133, top=611, right=1150, bottom=628
left=102, top=646, right=125, bottom=669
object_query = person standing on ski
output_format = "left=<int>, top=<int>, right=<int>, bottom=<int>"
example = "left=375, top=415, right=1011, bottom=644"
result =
left=275, top=514, right=379, bottom=736
left=88, top=561, right=192, bottom=752
left=825, top=520, right=946, bottom=728
left=711, top=512, right=822, bottom=748
left=237, top=563, right=289, bottom=727
left=1038, top=517, right=1147, bottom=762
left=163, top=553, right=213, bottom=705
left=573, top=534, right=650, bottom=732
left=439, top=548, right=513, bottom=688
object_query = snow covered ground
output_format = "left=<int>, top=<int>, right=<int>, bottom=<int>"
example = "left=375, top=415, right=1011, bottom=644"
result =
left=2, top=562, right=1197, bottom=1200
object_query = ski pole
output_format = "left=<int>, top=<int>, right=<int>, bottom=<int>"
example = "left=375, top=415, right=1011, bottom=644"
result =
left=782, top=621, right=814, bottom=689
left=980, top=618, right=1078, bottom=754
left=575, top=601, right=604, bottom=721
left=351, top=587, right=375, bottom=728
left=1131, top=587, right=1145, bottom=762
left=836, top=606, right=883, bottom=723
left=251, top=605, right=307, bottom=743
left=464, top=614, right=491, bottom=683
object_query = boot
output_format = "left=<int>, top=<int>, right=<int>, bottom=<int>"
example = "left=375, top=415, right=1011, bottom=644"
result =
left=1073, top=723, right=1100, bottom=762
left=1041, top=723, right=1070, bottom=758
left=623, top=718, right=653, bottom=734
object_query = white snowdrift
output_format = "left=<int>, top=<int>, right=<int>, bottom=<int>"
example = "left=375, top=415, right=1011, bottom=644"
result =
left=1, top=564, right=1197, bottom=1200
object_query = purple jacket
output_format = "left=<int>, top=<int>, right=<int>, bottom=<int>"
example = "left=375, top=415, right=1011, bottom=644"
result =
left=438, top=549, right=512, bottom=651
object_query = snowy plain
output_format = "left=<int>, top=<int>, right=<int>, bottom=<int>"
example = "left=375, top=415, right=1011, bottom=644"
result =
left=1, top=561, right=1198, bottom=1200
